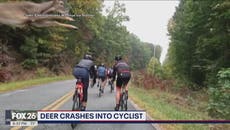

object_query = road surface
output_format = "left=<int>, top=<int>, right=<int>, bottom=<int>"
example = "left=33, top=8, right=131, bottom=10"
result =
left=0, top=80, right=157, bottom=130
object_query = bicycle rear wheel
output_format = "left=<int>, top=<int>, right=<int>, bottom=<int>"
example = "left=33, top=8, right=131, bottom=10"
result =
left=123, top=92, right=128, bottom=111
left=98, top=85, right=102, bottom=97
left=71, top=122, right=77, bottom=129
left=72, top=93, right=81, bottom=110
left=120, top=92, right=128, bottom=111
left=71, top=93, right=80, bottom=129
left=110, top=81, right=114, bottom=93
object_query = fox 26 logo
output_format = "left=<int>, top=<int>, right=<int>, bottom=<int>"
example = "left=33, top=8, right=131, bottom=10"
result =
left=10, top=110, right=37, bottom=121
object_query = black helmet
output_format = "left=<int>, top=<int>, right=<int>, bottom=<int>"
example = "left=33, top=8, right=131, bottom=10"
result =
left=84, top=54, right=92, bottom=60
left=115, top=55, right=122, bottom=61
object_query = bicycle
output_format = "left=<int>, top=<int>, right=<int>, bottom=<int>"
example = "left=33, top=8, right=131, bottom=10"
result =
left=119, top=84, right=128, bottom=111
left=71, top=77, right=84, bottom=129
left=108, top=78, right=114, bottom=93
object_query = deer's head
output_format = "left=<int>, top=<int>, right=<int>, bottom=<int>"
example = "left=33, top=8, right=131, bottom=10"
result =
left=42, top=0, right=69, bottom=14
left=53, top=0, right=66, bottom=14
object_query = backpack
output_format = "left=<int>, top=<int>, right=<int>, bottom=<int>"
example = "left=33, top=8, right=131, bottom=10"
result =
left=97, top=66, right=106, bottom=77
left=116, top=62, right=131, bottom=78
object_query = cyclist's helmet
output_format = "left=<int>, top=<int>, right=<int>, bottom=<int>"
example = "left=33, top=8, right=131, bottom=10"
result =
left=101, top=63, right=105, bottom=67
left=84, top=54, right=92, bottom=60
left=115, top=55, right=122, bottom=61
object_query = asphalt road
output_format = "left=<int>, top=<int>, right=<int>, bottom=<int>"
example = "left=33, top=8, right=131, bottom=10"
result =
left=0, top=80, right=157, bottom=130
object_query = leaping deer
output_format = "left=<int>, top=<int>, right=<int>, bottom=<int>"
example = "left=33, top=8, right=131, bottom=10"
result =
left=0, top=0, right=78, bottom=29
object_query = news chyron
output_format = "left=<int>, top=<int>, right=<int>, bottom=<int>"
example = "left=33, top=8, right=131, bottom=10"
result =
left=5, top=110, right=38, bottom=126
left=5, top=110, right=146, bottom=126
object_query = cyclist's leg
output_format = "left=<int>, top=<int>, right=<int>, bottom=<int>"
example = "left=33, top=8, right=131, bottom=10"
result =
left=93, top=74, right=96, bottom=86
left=89, top=78, right=92, bottom=87
left=123, top=76, right=131, bottom=99
left=115, top=77, right=122, bottom=111
left=110, top=77, right=114, bottom=91
left=82, top=77, right=89, bottom=111
left=105, top=76, right=108, bottom=86
left=101, top=76, right=106, bottom=93
left=105, top=76, right=109, bottom=86
left=110, top=77, right=114, bottom=85
left=72, top=67, right=82, bottom=100
left=79, top=69, right=89, bottom=111
left=98, top=77, right=101, bottom=86
left=108, top=77, right=112, bottom=86
left=98, top=77, right=101, bottom=87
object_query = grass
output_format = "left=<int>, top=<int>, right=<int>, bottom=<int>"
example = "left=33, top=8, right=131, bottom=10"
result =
left=0, top=76, right=73, bottom=93
left=129, top=85, right=212, bottom=130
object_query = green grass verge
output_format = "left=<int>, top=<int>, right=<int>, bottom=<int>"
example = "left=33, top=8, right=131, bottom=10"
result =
left=0, top=76, right=73, bottom=93
left=129, top=85, right=211, bottom=130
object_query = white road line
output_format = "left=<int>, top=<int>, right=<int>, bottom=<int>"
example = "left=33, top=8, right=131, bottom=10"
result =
left=0, top=89, right=27, bottom=96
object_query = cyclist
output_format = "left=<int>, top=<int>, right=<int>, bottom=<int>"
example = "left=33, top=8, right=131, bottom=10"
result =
left=72, top=54, right=95, bottom=111
left=107, top=67, right=114, bottom=87
left=97, top=63, right=107, bottom=93
left=107, top=67, right=113, bottom=79
left=112, top=55, right=131, bottom=111
left=89, top=65, right=97, bottom=87
left=92, top=65, right=97, bottom=87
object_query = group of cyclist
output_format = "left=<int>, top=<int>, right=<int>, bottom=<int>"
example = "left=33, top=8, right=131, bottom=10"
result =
left=72, top=54, right=131, bottom=111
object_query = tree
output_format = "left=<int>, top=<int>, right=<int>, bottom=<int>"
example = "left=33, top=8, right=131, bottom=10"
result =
left=166, top=0, right=230, bottom=88
left=147, top=57, right=162, bottom=78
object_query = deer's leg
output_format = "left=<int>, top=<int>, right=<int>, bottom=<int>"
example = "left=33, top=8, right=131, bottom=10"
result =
left=41, top=7, right=57, bottom=14
left=31, top=20, right=78, bottom=30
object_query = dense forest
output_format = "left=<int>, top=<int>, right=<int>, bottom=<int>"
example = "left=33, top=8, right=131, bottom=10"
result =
left=0, top=0, right=161, bottom=81
left=165, top=0, right=229, bottom=119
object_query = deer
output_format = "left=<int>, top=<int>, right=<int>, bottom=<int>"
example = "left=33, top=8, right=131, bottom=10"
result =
left=0, top=0, right=78, bottom=29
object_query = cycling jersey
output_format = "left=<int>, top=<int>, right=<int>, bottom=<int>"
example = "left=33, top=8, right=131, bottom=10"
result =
left=107, top=68, right=113, bottom=77
left=97, top=66, right=106, bottom=77
left=113, top=61, right=131, bottom=78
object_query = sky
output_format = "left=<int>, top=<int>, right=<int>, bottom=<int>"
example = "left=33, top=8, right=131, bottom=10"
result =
left=102, top=0, right=179, bottom=63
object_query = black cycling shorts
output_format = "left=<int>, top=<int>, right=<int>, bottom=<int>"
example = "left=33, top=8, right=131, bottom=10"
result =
left=107, top=75, right=113, bottom=79
left=98, top=76, right=106, bottom=82
left=116, top=76, right=131, bottom=88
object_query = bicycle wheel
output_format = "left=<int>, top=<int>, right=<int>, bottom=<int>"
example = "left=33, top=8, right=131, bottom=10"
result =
left=71, top=93, right=80, bottom=129
left=110, top=81, right=114, bottom=93
left=71, top=122, right=77, bottom=129
left=119, top=93, right=124, bottom=111
left=123, top=92, right=128, bottom=111
left=120, top=92, right=128, bottom=111
left=98, top=85, right=102, bottom=97
left=110, top=85, right=113, bottom=93
left=72, top=93, right=81, bottom=110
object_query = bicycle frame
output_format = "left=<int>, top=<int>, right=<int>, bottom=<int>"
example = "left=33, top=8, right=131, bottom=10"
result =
left=119, top=84, right=128, bottom=111
left=72, top=78, right=83, bottom=111
left=108, top=78, right=114, bottom=93
left=76, top=79, right=83, bottom=102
